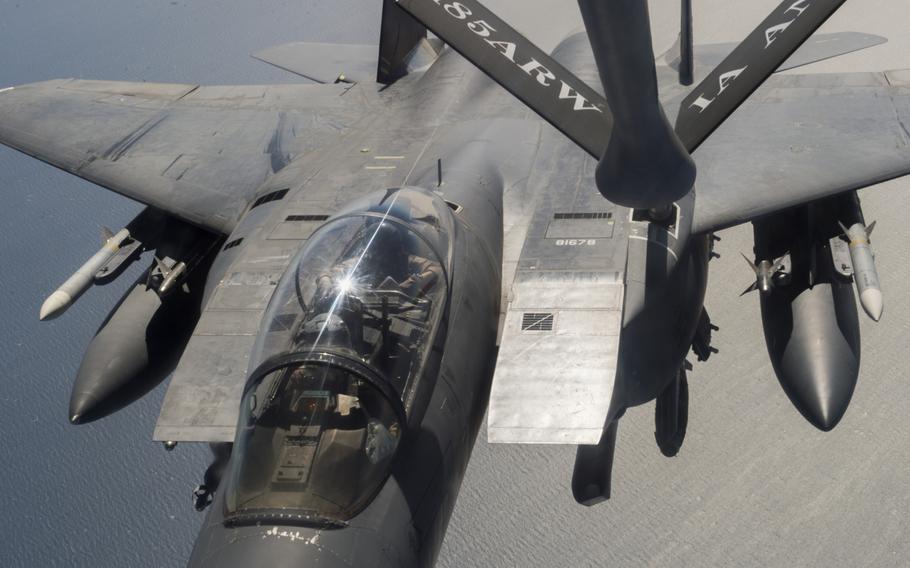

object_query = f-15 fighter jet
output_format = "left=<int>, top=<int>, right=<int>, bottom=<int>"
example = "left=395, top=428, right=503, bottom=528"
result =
left=0, top=0, right=907, bottom=566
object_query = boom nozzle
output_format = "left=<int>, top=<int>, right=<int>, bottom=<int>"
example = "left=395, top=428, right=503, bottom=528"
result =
left=578, top=0, right=695, bottom=210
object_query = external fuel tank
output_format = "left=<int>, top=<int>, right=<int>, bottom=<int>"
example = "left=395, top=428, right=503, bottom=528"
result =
left=753, top=202, right=861, bottom=431
left=69, top=263, right=208, bottom=424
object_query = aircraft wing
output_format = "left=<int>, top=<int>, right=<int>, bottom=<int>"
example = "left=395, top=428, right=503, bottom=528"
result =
left=689, top=69, right=910, bottom=233
left=0, top=79, right=364, bottom=233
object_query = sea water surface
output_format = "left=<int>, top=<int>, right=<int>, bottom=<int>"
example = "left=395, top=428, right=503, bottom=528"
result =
left=0, top=2, right=375, bottom=565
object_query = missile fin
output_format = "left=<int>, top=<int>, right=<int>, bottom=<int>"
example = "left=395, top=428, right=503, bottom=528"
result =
left=740, top=252, right=760, bottom=276
left=866, top=220, right=876, bottom=237
left=837, top=220, right=850, bottom=237
left=153, top=255, right=169, bottom=275
left=740, top=281, right=758, bottom=297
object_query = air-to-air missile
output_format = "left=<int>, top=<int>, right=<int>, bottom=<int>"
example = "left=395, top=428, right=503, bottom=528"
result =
left=39, top=227, right=134, bottom=320
left=839, top=192, right=883, bottom=321
left=740, top=253, right=788, bottom=295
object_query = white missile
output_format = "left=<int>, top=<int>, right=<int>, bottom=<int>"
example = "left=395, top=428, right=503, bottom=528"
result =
left=840, top=221, right=882, bottom=322
left=39, top=228, right=132, bottom=321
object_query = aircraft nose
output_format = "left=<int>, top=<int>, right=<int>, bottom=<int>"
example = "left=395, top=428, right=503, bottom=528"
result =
left=189, top=525, right=354, bottom=568
left=761, top=280, right=861, bottom=432
left=775, top=314, right=859, bottom=432
left=188, top=521, right=415, bottom=568
left=777, top=349, right=857, bottom=432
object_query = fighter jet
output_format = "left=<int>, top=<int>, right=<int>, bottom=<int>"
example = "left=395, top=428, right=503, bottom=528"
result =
left=0, top=0, right=907, bottom=565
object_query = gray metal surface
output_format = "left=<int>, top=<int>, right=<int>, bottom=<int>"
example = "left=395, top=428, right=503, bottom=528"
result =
left=490, top=271, right=623, bottom=444
left=541, top=28, right=910, bottom=235
left=489, top=111, right=629, bottom=444
left=690, top=69, right=910, bottom=232
left=0, top=0, right=910, bottom=564
left=0, top=80, right=363, bottom=232
left=436, top=2, right=910, bottom=564
left=438, top=179, right=910, bottom=568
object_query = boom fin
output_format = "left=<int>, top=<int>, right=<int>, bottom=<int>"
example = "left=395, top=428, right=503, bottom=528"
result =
left=396, top=0, right=613, bottom=158
left=660, top=32, right=887, bottom=79
left=675, top=0, right=851, bottom=153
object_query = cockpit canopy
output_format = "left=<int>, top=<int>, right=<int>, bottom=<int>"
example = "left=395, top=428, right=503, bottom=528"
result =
left=248, top=187, right=454, bottom=405
left=226, top=188, right=455, bottom=525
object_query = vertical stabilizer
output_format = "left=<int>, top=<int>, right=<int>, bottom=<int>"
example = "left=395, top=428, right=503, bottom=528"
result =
left=377, top=0, right=427, bottom=84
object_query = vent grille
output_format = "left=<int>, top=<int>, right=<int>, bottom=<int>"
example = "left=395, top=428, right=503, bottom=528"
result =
left=286, top=214, right=329, bottom=222
left=553, top=212, right=612, bottom=220
left=251, top=188, right=289, bottom=209
left=223, top=238, right=244, bottom=251
left=521, top=312, right=555, bottom=332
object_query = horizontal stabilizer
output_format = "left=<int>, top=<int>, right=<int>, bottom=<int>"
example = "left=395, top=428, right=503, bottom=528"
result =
left=252, top=42, right=378, bottom=83
left=662, top=32, right=886, bottom=76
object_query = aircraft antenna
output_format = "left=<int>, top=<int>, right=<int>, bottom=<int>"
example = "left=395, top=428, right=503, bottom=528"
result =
left=679, top=0, right=694, bottom=85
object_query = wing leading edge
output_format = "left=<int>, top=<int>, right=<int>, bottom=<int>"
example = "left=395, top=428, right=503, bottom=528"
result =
left=0, top=79, right=365, bottom=233
left=690, top=69, right=910, bottom=233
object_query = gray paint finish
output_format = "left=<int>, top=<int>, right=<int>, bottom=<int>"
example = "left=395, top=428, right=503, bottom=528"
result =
left=0, top=80, right=363, bottom=232
left=691, top=69, right=910, bottom=232
left=1, top=1, right=910, bottom=564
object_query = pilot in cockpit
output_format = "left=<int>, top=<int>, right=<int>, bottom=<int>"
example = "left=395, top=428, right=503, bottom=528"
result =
left=301, top=221, right=440, bottom=361
left=313, top=221, right=441, bottom=305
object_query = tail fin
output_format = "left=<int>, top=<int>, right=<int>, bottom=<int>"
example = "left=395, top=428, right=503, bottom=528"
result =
left=377, top=0, right=428, bottom=84
left=252, top=1, right=435, bottom=85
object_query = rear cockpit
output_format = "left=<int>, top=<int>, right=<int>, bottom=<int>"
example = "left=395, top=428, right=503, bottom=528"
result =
left=225, top=188, right=456, bottom=525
